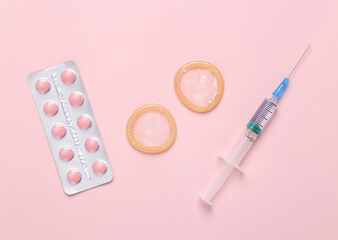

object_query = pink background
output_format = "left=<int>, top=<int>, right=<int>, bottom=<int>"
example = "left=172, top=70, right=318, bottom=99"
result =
left=0, top=0, right=337, bottom=239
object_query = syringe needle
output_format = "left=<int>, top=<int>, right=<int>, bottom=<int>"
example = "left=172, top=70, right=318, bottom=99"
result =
left=288, top=44, right=311, bottom=78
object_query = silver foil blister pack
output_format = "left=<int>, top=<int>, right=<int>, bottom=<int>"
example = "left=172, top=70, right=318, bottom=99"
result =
left=28, top=61, right=113, bottom=195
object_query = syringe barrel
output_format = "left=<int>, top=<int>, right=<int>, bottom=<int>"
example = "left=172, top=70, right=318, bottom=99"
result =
left=227, top=128, right=258, bottom=165
left=201, top=129, right=258, bottom=205
left=201, top=97, right=278, bottom=205
left=246, top=97, right=277, bottom=134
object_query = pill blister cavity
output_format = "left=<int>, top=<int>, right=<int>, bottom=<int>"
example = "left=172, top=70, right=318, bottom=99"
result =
left=126, top=104, right=177, bottom=154
left=61, top=69, right=76, bottom=84
left=92, top=160, right=107, bottom=175
left=52, top=123, right=66, bottom=138
left=43, top=101, right=58, bottom=116
left=69, top=92, right=84, bottom=107
left=35, top=79, right=50, bottom=93
left=85, top=137, right=99, bottom=152
left=28, top=61, right=114, bottom=195
left=67, top=169, right=81, bottom=184
left=174, top=61, right=224, bottom=112
left=77, top=115, right=92, bottom=129
left=59, top=146, right=74, bottom=161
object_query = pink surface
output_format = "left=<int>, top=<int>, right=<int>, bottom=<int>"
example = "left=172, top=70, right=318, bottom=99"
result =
left=0, top=0, right=338, bottom=240
left=179, top=67, right=218, bottom=107
left=132, top=110, right=171, bottom=147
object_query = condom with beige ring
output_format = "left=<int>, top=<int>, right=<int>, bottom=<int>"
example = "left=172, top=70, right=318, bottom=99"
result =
left=174, top=61, right=224, bottom=112
left=126, top=104, right=177, bottom=154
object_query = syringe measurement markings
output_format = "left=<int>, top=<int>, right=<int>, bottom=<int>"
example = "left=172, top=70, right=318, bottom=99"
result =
left=201, top=45, right=310, bottom=205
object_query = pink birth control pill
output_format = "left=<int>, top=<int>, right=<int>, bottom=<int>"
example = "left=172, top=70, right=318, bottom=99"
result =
left=59, top=146, right=74, bottom=161
left=52, top=124, right=66, bottom=138
left=69, top=92, right=84, bottom=107
left=28, top=61, right=114, bottom=195
left=35, top=79, right=50, bottom=93
left=61, top=69, right=76, bottom=84
left=92, top=160, right=107, bottom=175
left=67, top=169, right=81, bottom=184
left=43, top=101, right=58, bottom=116
left=77, top=115, right=92, bottom=129
left=85, top=138, right=99, bottom=152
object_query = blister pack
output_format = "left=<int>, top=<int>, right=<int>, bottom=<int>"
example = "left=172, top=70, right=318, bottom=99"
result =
left=28, top=61, right=113, bottom=195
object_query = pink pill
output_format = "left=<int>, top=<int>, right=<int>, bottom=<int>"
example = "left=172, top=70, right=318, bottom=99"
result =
left=61, top=69, right=76, bottom=84
left=92, top=160, right=107, bottom=175
left=77, top=115, right=92, bottom=129
left=43, top=101, right=58, bottom=116
left=35, top=79, right=50, bottom=93
left=69, top=92, right=84, bottom=107
left=59, top=146, right=73, bottom=161
left=51, top=124, right=66, bottom=138
left=67, top=169, right=81, bottom=184
left=85, top=138, right=99, bottom=152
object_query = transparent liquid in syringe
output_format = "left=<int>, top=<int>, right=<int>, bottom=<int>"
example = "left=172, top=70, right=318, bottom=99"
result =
left=249, top=98, right=277, bottom=131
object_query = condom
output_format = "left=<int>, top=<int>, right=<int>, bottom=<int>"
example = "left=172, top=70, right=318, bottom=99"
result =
left=126, top=104, right=177, bottom=154
left=174, top=61, right=224, bottom=112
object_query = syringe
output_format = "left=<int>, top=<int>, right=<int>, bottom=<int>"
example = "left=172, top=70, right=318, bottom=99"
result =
left=201, top=45, right=310, bottom=206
